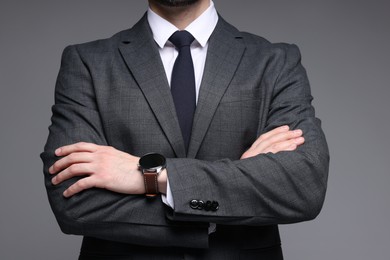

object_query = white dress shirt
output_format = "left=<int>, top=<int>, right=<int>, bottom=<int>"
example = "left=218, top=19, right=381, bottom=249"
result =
left=147, top=1, right=218, bottom=232
left=147, top=1, right=218, bottom=103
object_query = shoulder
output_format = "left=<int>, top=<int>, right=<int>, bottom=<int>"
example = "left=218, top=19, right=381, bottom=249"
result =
left=62, top=28, right=130, bottom=56
left=218, top=17, right=302, bottom=61
left=239, top=31, right=301, bottom=61
left=58, top=28, right=136, bottom=70
left=62, top=14, right=148, bottom=57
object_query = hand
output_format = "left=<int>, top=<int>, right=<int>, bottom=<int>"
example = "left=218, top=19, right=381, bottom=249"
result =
left=49, top=142, right=144, bottom=197
left=241, top=125, right=304, bottom=159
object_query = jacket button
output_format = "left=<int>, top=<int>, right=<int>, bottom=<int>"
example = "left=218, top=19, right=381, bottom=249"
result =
left=190, top=199, right=199, bottom=209
left=204, top=200, right=212, bottom=211
left=197, top=200, right=205, bottom=210
left=211, top=201, right=219, bottom=211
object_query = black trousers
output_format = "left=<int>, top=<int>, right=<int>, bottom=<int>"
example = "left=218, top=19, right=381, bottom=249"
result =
left=79, top=225, right=283, bottom=260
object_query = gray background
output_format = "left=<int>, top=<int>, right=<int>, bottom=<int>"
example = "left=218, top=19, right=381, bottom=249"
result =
left=1, top=0, right=389, bottom=259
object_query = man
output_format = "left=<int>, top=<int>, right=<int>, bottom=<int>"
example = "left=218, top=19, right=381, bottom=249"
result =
left=41, top=0, right=329, bottom=259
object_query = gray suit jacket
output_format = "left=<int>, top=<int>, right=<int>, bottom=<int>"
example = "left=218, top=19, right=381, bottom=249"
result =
left=41, top=15, right=329, bottom=249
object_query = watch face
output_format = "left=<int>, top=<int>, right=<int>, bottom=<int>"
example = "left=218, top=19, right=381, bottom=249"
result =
left=139, top=153, right=166, bottom=170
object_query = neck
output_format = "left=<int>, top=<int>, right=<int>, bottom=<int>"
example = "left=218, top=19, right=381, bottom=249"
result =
left=148, top=0, right=210, bottom=30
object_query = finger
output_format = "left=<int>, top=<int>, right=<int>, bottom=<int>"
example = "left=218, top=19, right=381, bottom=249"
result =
left=55, top=142, right=98, bottom=156
left=49, top=152, right=93, bottom=174
left=242, top=137, right=305, bottom=159
left=264, top=137, right=305, bottom=154
left=258, top=129, right=303, bottom=150
left=63, top=177, right=96, bottom=198
left=52, top=163, right=92, bottom=185
left=240, top=150, right=257, bottom=159
left=252, top=125, right=289, bottom=147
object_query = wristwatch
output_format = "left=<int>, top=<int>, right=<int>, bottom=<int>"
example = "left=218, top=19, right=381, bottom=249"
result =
left=138, top=153, right=166, bottom=198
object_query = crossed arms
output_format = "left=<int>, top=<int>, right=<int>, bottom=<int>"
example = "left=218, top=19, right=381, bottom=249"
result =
left=41, top=43, right=329, bottom=246
left=49, top=125, right=304, bottom=197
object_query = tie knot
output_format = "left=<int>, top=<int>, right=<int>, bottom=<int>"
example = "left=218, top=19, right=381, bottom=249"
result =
left=169, top=30, right=195, bottom=49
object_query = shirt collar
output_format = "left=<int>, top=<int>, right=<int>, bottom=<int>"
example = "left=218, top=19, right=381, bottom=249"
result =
left=147, top=0, right=218, bottom=48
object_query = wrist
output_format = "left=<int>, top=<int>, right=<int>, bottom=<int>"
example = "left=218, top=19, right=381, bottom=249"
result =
left=158, top=169, right=167, bottom=194
left=138, top=153, right=166, bottom=197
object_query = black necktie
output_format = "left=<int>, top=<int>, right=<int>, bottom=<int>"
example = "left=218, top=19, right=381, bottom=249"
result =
left=169, top=30, right=196, bottom=152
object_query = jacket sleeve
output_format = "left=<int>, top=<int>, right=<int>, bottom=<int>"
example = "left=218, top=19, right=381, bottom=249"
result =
left=166, top=44, right=330, bottom=226
left=40, top=45, right=209, bottom=248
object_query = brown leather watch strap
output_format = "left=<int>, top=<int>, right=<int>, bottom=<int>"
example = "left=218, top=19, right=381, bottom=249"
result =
left=143, top=172, right=158, bottom=197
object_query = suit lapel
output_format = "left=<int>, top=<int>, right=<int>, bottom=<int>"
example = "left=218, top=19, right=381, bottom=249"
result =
left=117, top=16, right=245, bottom=159
left=187, top=18, right=246, bottom=158
left=118, top=16, right=186, bottom=158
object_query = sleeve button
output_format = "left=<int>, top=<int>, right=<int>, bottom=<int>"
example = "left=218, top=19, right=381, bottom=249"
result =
left=197, top=200, right=205, bottom=210
left=190, top=199, right=199, bottom=209
left=211, top=201, right=219, bottom=211
left=204, top=200, right=212, bottom=211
